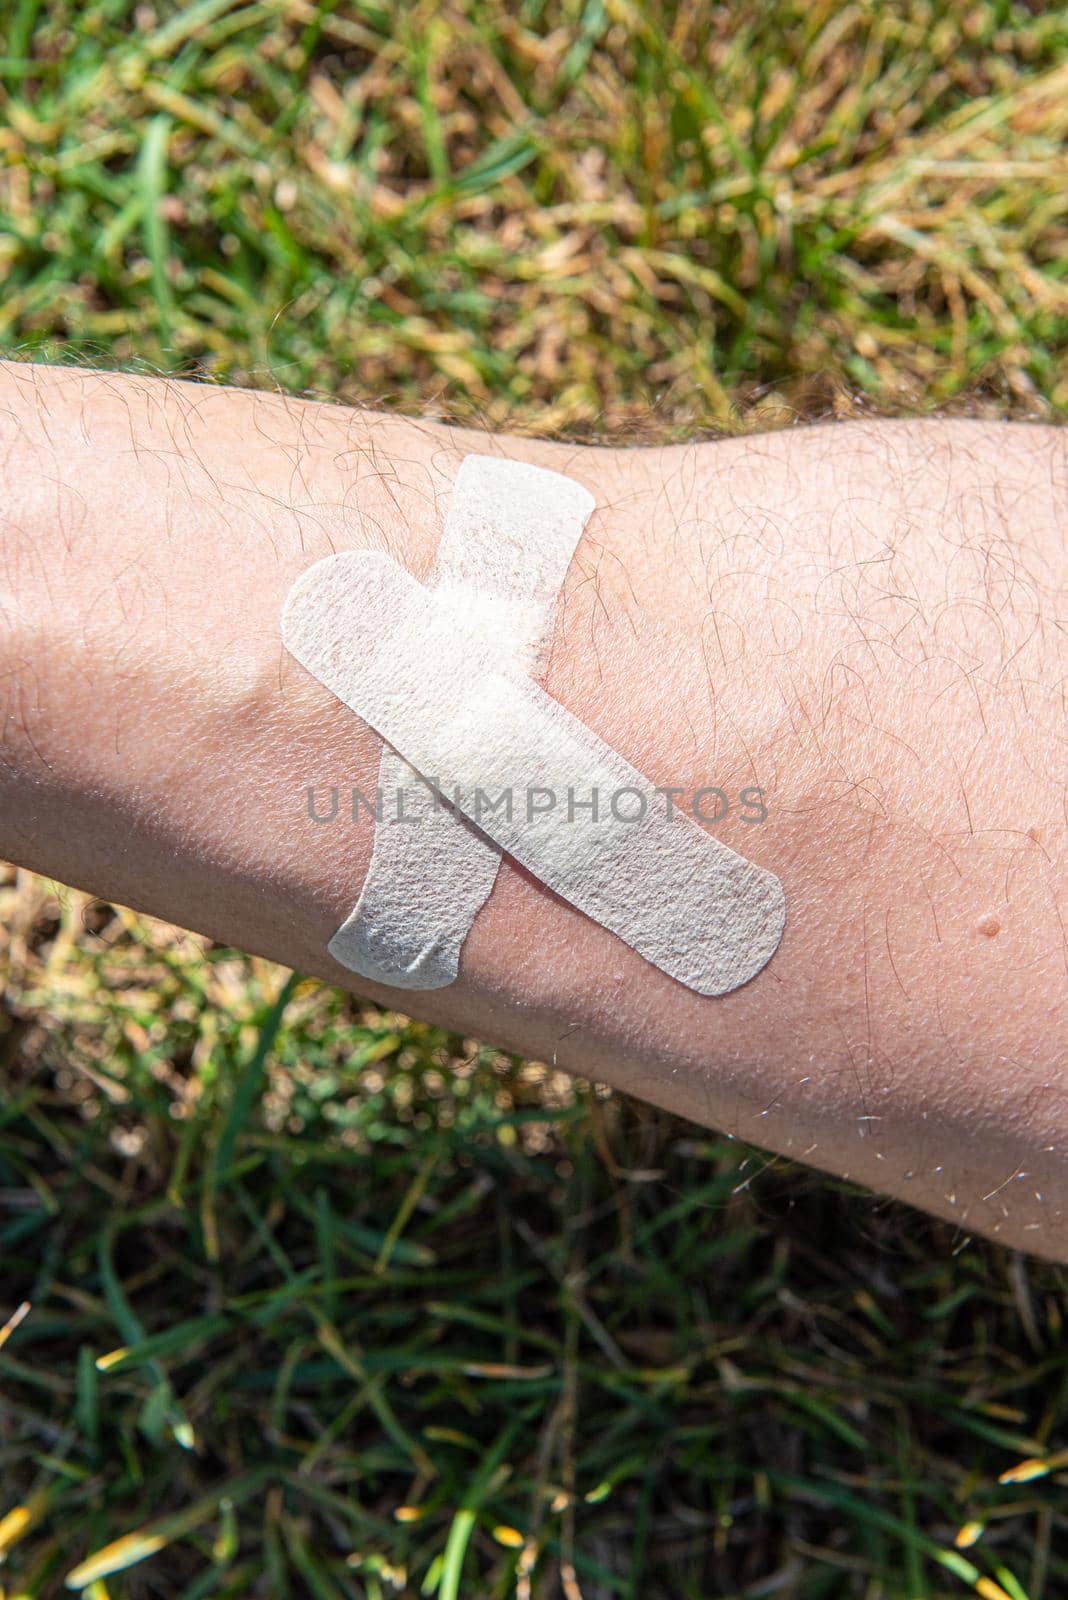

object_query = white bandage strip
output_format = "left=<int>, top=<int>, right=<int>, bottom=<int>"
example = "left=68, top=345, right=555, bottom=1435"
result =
left=283, top=551, right=786, bottom=997
left=327, top=456, right=594, bottom=988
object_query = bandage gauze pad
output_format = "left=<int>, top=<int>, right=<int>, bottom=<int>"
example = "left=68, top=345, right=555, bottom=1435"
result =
left=282, top=486, right=787, bottom=996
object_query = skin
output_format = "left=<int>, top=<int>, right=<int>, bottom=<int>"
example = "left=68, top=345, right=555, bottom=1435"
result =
left=1, top=360, right=1065, bottom=1257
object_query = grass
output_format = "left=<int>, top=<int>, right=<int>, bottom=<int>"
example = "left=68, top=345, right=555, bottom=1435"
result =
left=5, top=874, right=1068, bottom=1600
left=1, top=0, right=1066, bottom=427
left=1, top=1, right=1067, bottom=1595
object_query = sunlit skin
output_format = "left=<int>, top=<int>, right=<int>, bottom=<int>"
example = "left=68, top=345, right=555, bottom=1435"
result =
left=1, top=361, right=1065, bottom=1256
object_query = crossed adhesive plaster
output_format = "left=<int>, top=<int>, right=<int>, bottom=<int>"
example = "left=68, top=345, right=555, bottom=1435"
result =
left=281, top=459, right=785, bottom=996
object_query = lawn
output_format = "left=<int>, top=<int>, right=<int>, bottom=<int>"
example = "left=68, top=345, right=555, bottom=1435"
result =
left=1, top=1, right=1067, bottom=1595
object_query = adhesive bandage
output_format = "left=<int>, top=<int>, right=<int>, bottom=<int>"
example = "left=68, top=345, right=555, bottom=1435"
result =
left=283, top=542, right=787, bottom=998
left=327, top=456, right=594, bottom=987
